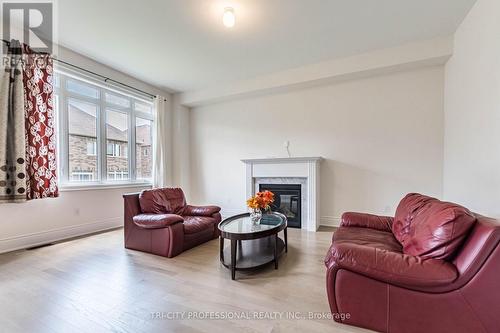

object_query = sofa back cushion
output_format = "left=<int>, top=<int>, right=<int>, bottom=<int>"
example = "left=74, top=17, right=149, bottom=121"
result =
left=393, top=193, right=476, bottom=260
left=139, top=188, right=186, bottom=214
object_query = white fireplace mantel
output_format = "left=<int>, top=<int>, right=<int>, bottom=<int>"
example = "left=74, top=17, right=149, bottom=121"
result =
left=242, top=157, right=323, bottom=231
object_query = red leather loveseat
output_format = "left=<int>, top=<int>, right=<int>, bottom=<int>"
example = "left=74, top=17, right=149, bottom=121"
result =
left=325, top=193, right=500, bottom=333
left=123, top=188, right=221, bottom=258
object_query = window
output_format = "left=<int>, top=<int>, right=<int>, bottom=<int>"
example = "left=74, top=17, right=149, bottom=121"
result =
left=106, top=142, right=124, bottom=157
left=107, top=170, right=129, bottom=180
left=106, top=110, right=129, bottom=180
left=66, top=79, right=99, bottom=98
left=71, top=171, right=95, bottom=181
left=106, top=92, right=131, bottom=108
left=135, top=117, right=153, bottom=180
left=134, top=102, right=152, bottom=114
left=68, top=99, right=98, bottom=182
left=86, top=140, right=97, bottom=156
left=55, top=70, right=155, bottom=185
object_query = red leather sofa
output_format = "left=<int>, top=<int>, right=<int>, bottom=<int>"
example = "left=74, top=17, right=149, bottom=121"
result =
left=123, top=188, right=221, bottom=258
left=325, top=193, right=500, bottom=333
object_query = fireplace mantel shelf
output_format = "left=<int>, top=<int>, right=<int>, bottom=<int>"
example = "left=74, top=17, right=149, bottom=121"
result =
left=241, top=157, right=323, bottom=164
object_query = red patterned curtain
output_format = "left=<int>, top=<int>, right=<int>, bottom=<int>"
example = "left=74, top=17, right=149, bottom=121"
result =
left=22, top=45, right=58, bottom=199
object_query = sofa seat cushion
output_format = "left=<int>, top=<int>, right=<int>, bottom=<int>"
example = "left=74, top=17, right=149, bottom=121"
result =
left=333, top=226, right=403, bottom=253
left=326, top=227, right=458, bottom=289
left=182, top=205, right=221, bottom=217
left=133, top=213, right=184, bottom=229
left=139, top=188, right=186, bottom=214
left=325, top=227, right=458, bottom=288
left=393, top=193, right=476, bottom=260
left=183, top=216, right=217, bottom=234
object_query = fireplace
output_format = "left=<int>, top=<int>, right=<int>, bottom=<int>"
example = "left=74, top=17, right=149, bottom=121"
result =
left=243, top=157, right=322, bottom=231
left=259, top=183, right=301, bottom=228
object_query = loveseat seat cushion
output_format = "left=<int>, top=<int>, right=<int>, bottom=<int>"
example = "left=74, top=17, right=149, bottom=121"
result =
left=325, top=239, right=458, bottom=289
left=183, top=216, right=217, bottom=234
left=333, top=226, right=402, bottom=253
left=133, top=213, right=184, bottom=229
left=393, top=193, right=476, bottom=260
left=139, top=188, right=186, bottom=214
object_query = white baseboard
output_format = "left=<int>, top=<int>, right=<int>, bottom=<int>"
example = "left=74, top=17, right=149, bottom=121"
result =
left=0, top=212, right=340, bottom=254
left=0, top=217, right=122, bottom=254
left=221, top=207, right=341, bottom=229
left=320, top=216, right=341, bottom=227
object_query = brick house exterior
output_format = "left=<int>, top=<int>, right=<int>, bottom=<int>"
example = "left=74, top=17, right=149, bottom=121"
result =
left=68, top=104, right=151, bottom=181
left=136, top=125, right=152, bottom=179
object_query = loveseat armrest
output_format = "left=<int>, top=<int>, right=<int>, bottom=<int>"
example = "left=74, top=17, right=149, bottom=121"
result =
left=341, top=212, right=393, bottom=232
left=183, top=205, right=221, bottom=217
left=133, top=214, right=184, bottom=229
left=325, top=242, right=458, bottom=290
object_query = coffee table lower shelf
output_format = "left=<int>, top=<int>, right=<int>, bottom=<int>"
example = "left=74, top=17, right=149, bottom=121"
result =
left=220, top=236, right=285, bottom=280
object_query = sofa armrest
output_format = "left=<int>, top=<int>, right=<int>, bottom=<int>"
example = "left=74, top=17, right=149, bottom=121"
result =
left=123, top=193, right=142, bottom=218
left=341, top=212, right=393, bottom=232
left=133, top=214, right=184, bottom=229
left=325, top=242, right=457, bottom=289
left=183, top=205, right=221, bottom=217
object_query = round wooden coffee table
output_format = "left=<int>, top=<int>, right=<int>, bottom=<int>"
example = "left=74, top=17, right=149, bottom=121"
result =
left=218, top=212, right=288, bottom=280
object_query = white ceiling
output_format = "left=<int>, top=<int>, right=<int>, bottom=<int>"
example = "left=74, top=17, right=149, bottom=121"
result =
left=58, top=0, right=476, bottom=93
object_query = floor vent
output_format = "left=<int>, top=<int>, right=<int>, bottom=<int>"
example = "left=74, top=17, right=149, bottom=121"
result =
left=26, top=243, right=54, bottom=250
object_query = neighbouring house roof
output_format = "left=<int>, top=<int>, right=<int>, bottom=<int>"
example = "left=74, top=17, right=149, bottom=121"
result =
left=68, top=104, right=151, bottom=145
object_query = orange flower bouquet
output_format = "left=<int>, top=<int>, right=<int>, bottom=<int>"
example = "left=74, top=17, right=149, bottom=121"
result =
left=246, top=190, right=275, bottom=222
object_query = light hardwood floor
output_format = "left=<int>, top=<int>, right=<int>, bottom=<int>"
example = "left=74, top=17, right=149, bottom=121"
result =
left=0, top=227, right=372, bottom=333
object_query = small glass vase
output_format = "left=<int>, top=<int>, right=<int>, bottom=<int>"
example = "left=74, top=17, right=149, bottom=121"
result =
left=250, top=208, right=262, bottom=224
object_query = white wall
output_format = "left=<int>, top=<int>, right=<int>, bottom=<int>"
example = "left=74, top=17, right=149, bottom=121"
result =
left=0, top=186, right=148, bottom=252
left=0, top=46, right=172, bottom=253
left=171, top=95, right=192, bottom=200
left=189, top=66, right=445, bottom=224
left=443, top=0, right=500, bottom=217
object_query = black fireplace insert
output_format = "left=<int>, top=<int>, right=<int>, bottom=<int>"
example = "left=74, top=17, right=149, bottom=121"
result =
left=259, top=183, right=301, bottom=228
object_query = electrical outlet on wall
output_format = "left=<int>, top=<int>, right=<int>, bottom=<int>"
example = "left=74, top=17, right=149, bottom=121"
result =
left=284, top=140, right=291, bottom=157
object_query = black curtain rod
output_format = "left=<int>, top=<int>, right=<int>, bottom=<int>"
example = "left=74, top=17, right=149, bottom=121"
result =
left=55, top=58, right=156, bottom=99
left=2, top=39, right=159, bottom=100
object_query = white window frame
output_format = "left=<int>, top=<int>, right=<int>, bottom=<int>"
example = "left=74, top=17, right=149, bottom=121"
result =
left=71, top=171, right=95, bottom=182
left=106, top=141, right=124, bottom=157
left=55, top=67, right=155, bottom=189
left=107, top=170, right=129, bottom=180
left=86, top=140, right=97, bottom=156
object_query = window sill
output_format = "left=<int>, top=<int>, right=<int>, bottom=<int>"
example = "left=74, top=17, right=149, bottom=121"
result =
left=59, top=182, right=153, bottom=192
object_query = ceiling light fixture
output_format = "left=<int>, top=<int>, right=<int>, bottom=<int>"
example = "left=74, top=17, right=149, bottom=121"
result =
left=222, top=7, right=235, bottom=28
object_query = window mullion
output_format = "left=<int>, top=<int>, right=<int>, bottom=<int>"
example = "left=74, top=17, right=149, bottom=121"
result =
left=130, top=99, right=136, bottom=182
left=58, top=76, right=69, bottom=184
left=99, top=88, right=107, bottom=183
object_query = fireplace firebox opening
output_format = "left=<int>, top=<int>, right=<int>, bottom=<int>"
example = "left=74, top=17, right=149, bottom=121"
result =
left=259, top=183, right=301, bottom=228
